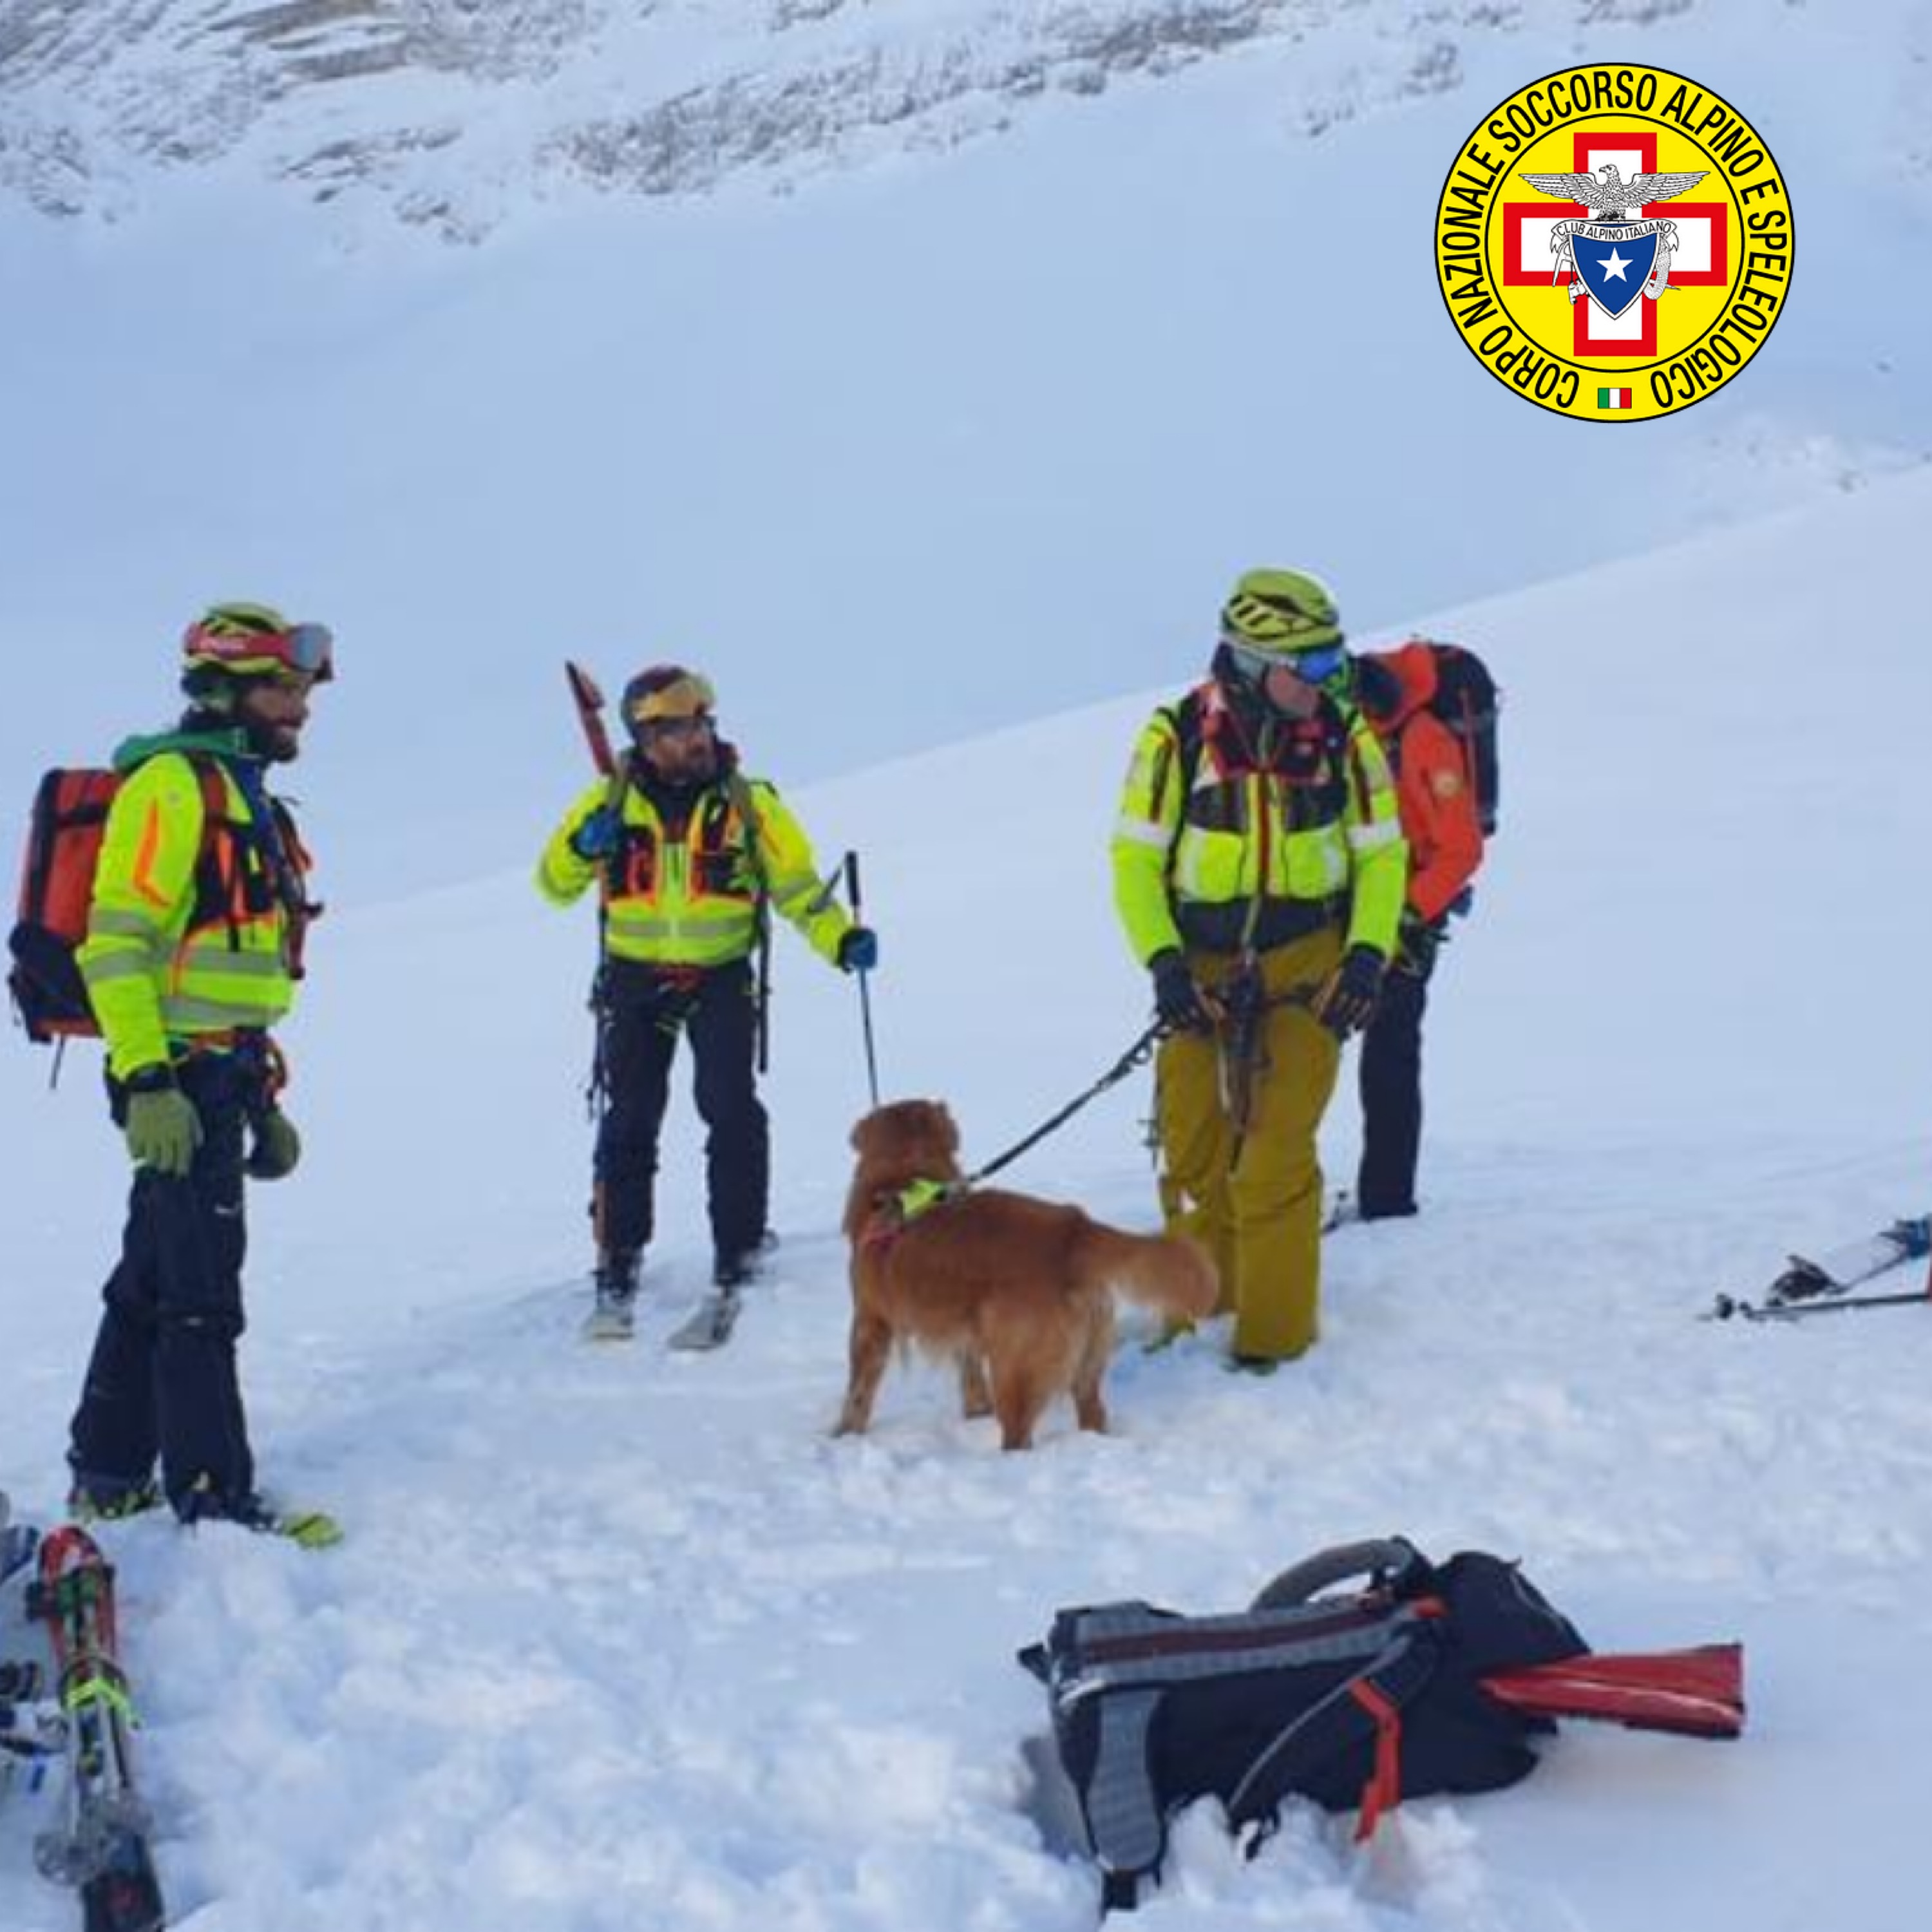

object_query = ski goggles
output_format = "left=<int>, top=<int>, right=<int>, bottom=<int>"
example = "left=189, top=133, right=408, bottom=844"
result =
left=1223, top=636, right=1348, bottom=687
left=626, top=672, right=717, bottom=730
left=184, top=621, right=335, bottom=683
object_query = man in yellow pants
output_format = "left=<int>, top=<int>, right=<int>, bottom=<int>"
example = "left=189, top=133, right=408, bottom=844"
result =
left=1112, top=569, right=1407, bottom=1366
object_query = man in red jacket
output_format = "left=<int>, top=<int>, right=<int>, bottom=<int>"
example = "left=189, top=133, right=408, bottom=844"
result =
left=1343, top=644, right=1486, bottom=1220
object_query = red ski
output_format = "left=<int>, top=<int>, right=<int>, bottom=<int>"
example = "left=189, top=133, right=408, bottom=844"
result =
left=564, top=659, right=619, bottom=778
left=1482, top=1643, right=1745, bottom=1741
left=29, top=1526, right=167, bottom=1932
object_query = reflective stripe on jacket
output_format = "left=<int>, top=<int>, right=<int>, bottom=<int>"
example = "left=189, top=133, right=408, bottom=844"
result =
left=1112, top=679, right=1407, bottom=966
left=79, top=752, right=305, bottom=1081
left=537, top=766, right=852, bottom=969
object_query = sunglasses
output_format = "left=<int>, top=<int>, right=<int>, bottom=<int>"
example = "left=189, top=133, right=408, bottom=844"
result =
left=187, top=621, right=334, bottom=681
left=1226, top=638, right=1347, bottom=687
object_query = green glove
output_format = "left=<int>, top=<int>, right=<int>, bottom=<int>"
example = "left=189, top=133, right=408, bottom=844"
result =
left=124, top=1086, right=203, bottom=1177
left=246, top=1109, right=302, bottom=1182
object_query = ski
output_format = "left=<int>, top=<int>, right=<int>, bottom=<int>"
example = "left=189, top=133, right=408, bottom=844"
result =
left=1762, top=1214, right=1931, bottom=1304
left=667, top=1287, right=743, bottom=1352
left=581, top=1294, right=637, bottom=1343
left=1, top=1495, right=53, bottom=1804
left=1707, top=1213, right=1931, bottom=1322
left=28, top=1526, right=167, bottom=1932
left=666, top=1233, right=775, bottom=1349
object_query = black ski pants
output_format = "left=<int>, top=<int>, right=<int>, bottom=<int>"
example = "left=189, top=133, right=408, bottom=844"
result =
left=68, top=1050, right=260, bottom=1515
left=592, top=958, right=768, bottom=1268
left=1356, top=956, right=1432, bottom=1220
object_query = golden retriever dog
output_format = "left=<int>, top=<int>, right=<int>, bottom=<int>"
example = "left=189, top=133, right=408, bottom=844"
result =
left=836, top=1099, right=1218, bottom=1450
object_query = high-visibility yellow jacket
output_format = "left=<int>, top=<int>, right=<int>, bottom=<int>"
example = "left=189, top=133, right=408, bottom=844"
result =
left=1112, top=679, right=1408, bottom=965
left=537, top=755, right=853, bottom=969
left=79, top=731, right=312, bottom=1082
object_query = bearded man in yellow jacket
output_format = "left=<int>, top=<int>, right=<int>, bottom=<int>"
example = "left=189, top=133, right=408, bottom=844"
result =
left=539, top=665, right=874, bottom=1328
left=66, top=604, right=338, bottom=1544
left=1112, top=570, right=1408, bottom=1367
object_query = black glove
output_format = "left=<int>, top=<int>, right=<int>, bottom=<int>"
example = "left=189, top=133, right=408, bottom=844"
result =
left=1150, top=950, right=1212, bottom=1034
left=1395, top=909, right=1444, bottom=980
left=1312, top=945, right=1385, bottom=1039
left=245, top=1108, right=302, bottom=1182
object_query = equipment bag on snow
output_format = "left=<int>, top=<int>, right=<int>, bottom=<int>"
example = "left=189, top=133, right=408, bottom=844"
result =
left=1018, top=1537, right=1589, bottom=1912
left=8, top=761, right=229, bottom=1043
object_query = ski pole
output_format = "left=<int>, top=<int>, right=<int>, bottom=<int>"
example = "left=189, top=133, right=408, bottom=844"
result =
left=1709, top=1287, right=1932, bottom=1323
left=564, top=662, right=630, bottom=1120
left=844, top=849, right=880, bottom=1108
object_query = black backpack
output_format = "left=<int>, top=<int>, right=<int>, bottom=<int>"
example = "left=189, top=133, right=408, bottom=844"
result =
left=1405, top=642, right=1501, bottom=837
left=1019, top=1538, right=1585, bottom=1912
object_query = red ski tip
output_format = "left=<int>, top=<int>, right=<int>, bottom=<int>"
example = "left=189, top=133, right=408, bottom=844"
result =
left=1481, top=1643, right=1745, bottom=1739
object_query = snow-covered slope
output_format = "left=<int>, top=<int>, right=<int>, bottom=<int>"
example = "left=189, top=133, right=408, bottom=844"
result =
left=2, top=471, right=1929, bottom=1931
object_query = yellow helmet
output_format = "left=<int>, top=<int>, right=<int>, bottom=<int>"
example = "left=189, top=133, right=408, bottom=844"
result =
left=623, top=664, right=716, bottom=731
left=182, top=603, right=334, bottom=682
left=1220, top=569, right=1343, bottom=656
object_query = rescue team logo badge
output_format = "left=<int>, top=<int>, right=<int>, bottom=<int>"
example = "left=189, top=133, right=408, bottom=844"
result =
left=1435, top=66, right=1792, bottom=420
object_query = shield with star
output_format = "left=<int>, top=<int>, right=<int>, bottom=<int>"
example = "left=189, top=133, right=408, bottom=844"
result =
left=1572, top=225, right=1660, bottom=321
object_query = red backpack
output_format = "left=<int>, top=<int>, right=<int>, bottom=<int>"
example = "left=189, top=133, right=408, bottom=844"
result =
left=8, top=762, right=229, bottom=1044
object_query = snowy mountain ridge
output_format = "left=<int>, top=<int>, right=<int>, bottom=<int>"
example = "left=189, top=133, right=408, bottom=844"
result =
left=0, top=0, right=1880, bottom=238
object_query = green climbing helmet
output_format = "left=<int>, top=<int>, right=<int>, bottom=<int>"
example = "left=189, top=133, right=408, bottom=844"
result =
left=1219, top=568, right=1343, bottom=657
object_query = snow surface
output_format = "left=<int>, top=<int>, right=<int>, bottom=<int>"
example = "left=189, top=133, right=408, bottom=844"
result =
left=4, top=467, right=1932, bottom=1929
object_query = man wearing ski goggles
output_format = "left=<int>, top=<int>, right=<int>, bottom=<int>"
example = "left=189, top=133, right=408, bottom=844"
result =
left=1109, top=565, right=1408, bottom=1370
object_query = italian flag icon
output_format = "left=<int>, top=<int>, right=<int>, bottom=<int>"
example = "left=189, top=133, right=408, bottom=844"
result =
left=1596, top=387, right=1635, bottom=410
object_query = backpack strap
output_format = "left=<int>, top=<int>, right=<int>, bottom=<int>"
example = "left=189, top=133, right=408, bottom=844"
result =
left=171, top=754, right=245, bottom=949
left=1223, top=1609, right=1443, bottom=1843
left=204, top=755, right=312, bottom=954
left=721, top=768, right=772, bottom=905
left=721, top=765, right=774, bottom=1072
left=1086, top=1688, right=1166, bottom=1912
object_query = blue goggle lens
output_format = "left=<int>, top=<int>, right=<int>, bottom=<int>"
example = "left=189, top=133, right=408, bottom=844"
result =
left=1228, top=639, right=1345, bottom=685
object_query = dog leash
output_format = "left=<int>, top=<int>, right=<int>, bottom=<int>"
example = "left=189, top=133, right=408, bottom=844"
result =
left=866, top=1024, right=1168, bottom=1246
left=960, top=1020, right=1168, bottom=1192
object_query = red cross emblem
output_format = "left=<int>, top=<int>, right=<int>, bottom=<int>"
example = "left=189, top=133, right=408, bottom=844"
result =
left=1502, top=130, right=1729, bottom=358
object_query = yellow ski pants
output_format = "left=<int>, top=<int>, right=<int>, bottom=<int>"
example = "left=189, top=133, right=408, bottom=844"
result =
left=1155, top=927, right=1343, bottom=1361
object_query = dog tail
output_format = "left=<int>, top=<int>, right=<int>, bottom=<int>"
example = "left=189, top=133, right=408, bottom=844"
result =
left=1074, top=1220, right=1219, bottom=1321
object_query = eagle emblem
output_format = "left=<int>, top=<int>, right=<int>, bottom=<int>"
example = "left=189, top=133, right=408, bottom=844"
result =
left=1517, top=163, right=1712, bottom=320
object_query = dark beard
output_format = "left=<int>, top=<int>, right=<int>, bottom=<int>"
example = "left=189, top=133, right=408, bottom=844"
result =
left=245, top=719, right=303, bottom=762
left=644, top=743, right=717, bottom=786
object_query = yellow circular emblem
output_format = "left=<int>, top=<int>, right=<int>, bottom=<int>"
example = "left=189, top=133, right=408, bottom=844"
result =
left=1435, top=66, right=1792, bottom=421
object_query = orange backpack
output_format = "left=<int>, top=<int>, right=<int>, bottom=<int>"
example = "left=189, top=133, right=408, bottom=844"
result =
left=8, top=762, right=229, bottom=1043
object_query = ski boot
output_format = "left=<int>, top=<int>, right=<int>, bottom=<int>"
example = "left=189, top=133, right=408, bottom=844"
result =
left=65, top=1475, right=165, bottom=1526
left=179, top=1477, right=343, bottom=1549
left=583, top=1247, right=643, bottom=1342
